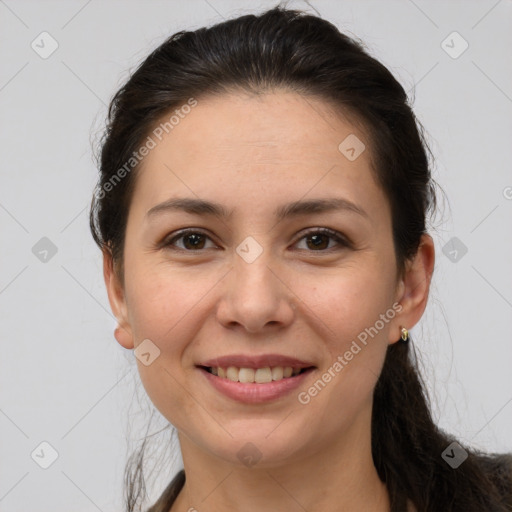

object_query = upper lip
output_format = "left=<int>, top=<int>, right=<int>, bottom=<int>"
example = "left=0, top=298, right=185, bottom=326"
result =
left=198, top=354, right=316, bottom=370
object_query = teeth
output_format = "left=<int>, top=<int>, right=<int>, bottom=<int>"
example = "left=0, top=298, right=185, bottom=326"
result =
left=239, top=367, right=255, bottom=383
left=255, top=367, right=272, bottom=383
left=208, top=365, right=305, bottom=383
left=271, top=366, right=284, bottom=380
left=226, top=366, right=239, bottom=382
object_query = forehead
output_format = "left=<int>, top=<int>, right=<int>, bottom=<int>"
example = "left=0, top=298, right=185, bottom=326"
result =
left=131, top=90, right=389, bottom=224
left=153, top=91, right=369, bottom=164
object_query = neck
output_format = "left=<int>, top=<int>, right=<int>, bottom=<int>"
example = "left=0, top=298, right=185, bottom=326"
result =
left=170, top=408, right=390, bottom=512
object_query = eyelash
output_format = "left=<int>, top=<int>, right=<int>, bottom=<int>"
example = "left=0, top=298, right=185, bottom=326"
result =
left=162, top=227, right=351, bottom=253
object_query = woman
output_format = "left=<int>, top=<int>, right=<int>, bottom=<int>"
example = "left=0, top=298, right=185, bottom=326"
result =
left=89, top=5, right=512, bottom=512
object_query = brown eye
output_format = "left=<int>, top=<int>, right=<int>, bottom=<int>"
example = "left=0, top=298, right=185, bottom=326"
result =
left=165, top=230, right=216, bottom=251
left=163, top=227, right=350, bottom=253
left=295, top=228, right=350, bottom=252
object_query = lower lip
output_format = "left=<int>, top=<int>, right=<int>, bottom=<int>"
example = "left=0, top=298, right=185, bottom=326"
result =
left=198, top=367, right=315, bottom=404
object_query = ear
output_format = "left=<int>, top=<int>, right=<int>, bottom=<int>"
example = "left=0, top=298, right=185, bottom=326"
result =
left=389, top=233, right=435, bottom=344
left=103, top=248, right=134, bottom=350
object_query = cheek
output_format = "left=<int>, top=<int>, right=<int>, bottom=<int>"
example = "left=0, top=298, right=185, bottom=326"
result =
left=292, top=271, right=391, bottom=421
left=294, top=262, right=394, bottom=401
left=123, top=264, right=208, bottom=420
left=295, top=262, right=394, bottom=346
left=125, top=260, right=212, bottom=343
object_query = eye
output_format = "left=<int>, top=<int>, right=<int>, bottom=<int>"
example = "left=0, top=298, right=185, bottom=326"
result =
left=164, top=229, right=216, bottom=251
left=162, top=227, right=350, bottom=253
left=294, top=227, right=350, bottom=252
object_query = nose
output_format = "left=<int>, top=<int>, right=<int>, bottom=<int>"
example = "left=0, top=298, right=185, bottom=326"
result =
left=215, top=245, right=295, bottom=334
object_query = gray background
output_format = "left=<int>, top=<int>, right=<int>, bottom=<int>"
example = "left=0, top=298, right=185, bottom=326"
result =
left=1, top=0, right=511, bottom=510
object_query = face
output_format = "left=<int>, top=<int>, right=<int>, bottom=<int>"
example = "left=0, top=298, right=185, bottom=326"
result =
left=105, top=90, right=425, bottom=468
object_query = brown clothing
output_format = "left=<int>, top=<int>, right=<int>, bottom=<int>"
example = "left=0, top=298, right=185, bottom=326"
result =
left=146, top=469, right=185, bottom=512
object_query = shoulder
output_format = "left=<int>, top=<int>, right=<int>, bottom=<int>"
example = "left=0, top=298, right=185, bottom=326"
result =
left=146, top=469, right=186, bottom=512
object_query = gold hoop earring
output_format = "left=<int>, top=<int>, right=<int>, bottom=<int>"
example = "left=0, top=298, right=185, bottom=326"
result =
left=400, top=326, right=409, bottom=342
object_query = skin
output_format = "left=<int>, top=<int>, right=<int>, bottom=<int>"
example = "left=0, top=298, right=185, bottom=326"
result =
left=104, top=90, right=434, bottom=512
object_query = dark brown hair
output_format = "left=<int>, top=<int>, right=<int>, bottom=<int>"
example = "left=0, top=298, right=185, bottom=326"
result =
left=89, top=4, right=512, bottom=511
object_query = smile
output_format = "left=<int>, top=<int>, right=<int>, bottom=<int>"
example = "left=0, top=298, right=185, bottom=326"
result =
left=201, top=365, right=312, bottom=383
left=197, top=365, right=316, bottom=404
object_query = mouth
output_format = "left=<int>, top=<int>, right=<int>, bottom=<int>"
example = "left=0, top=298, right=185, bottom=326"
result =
left=195, top=354, right=317, bottom=403
left=197, top=365, right=315, bottom=383
left=196, top=363, right=317, bottom=403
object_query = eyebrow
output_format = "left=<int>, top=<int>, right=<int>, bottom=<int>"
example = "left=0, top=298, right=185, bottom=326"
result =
left=146, top=197, right=369, bottom=221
